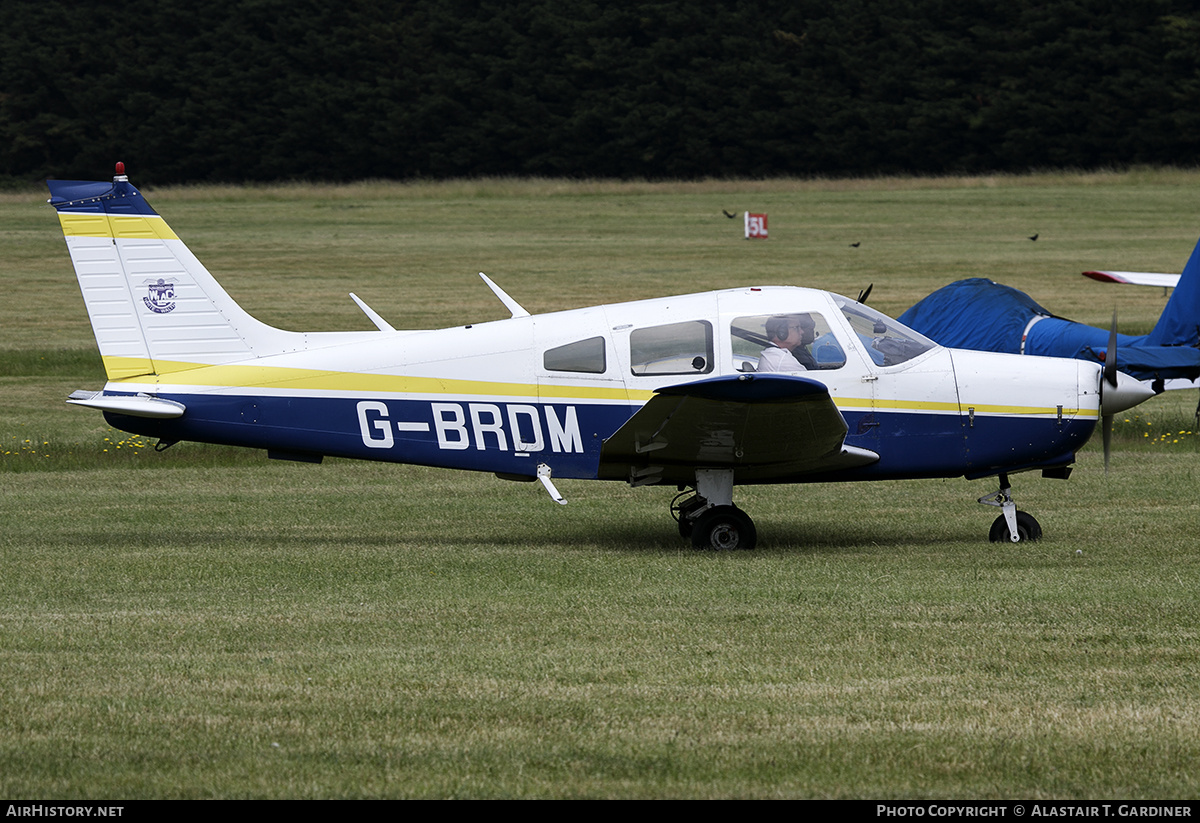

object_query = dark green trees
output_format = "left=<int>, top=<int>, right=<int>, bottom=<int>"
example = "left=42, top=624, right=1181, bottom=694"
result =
left=3, top=0, right=1198, bottom=183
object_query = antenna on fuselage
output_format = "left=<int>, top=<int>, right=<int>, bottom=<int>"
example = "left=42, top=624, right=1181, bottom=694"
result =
left=349, top=293, right=396, bottom=331
left=479, top=272, right=530, bottom=318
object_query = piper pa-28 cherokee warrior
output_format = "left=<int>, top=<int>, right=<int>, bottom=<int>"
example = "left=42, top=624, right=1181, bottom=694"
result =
left=47, top=165, right=1154, bottom=550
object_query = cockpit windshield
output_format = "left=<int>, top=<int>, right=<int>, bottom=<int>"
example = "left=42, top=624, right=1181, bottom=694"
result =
left=836, top=299, right=937, bottom=367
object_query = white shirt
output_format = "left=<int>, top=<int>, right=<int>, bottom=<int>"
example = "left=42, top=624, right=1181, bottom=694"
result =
left=757, top=346, right=807, bottom=372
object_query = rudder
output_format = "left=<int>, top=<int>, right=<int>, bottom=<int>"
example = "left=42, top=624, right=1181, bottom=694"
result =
left=1145, top=233, right=1200, bottom=348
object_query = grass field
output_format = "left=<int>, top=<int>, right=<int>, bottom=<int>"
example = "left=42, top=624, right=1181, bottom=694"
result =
left=2, top=171, right=1199, bottom=798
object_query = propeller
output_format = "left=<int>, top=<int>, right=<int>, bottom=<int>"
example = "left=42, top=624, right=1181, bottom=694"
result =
left=1098, top=310, right=1155, bottom=471
left=1104, top=310, right=1119, bottom=390
left=1103, top=310, right=1117, bottom=472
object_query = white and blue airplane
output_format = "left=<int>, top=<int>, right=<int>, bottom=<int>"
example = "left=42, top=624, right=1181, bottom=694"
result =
left=47, top=165, right=1154, bottom=549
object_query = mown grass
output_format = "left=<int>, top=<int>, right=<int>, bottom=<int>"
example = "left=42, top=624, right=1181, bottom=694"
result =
left=2, top=455, right=1199, bottom=798
left=3, top=172, right=1200, bottom=797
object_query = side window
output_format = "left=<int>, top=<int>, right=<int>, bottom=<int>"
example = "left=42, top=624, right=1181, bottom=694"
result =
left=630, top=320, right=713, bottom=376
left=731, top=313, right=846, bottom=373
left=544, top=336, right=607, bottom=373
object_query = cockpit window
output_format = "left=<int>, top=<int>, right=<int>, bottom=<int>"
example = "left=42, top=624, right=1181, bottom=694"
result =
left=731, top=313, right=846, bottom=373
left=630, top=320, right=713, bottom=376
left=837, top=300, right=936, bottom=366
left=544, top=336, right=607, bottom=373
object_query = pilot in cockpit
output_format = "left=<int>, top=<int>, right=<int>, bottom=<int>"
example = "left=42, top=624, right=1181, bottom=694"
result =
left=757, top=314, right=817, bottom=372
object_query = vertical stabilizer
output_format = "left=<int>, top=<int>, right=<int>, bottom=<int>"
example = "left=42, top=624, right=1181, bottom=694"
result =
left=1145, top=234, right=1200, bottom=348
left=48, top=165, right=297, bottom=380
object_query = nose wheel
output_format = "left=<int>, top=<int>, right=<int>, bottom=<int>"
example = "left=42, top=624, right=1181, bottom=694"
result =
left=979, top=473, right=1042, bottom=543
left=987, top=510, right=1042, bottom=543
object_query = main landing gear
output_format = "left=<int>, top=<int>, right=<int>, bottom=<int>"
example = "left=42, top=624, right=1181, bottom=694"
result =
left=672, top=469, right=757, bottom=551
left=978, top=473, right=1042, bottom=543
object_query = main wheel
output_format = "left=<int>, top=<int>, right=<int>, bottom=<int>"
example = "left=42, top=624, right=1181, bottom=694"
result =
left=988, top=510, right=1042, bottom=543
left=691, top=505, right=757, bottom=550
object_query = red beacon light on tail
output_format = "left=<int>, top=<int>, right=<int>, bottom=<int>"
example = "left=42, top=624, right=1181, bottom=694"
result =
left=114, top=161, right=127, bottom=181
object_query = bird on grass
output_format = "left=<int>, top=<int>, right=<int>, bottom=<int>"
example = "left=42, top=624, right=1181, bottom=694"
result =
left=722, top=210, right=736, bottom=219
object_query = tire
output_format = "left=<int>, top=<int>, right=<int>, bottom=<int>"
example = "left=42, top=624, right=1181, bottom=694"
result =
left=679, top=517, right=694, bottom=539
left=988, top=511, right=1042, bottom=543
left=691, top=505, right=757, bottom=550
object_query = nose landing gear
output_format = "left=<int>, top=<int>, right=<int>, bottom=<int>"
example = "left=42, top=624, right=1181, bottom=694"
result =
left=978, top=473, right=1042, bottom=543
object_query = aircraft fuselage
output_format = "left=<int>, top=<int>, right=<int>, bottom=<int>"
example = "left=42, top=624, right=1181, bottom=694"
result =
left=100, top=286, right=1100, bottom=484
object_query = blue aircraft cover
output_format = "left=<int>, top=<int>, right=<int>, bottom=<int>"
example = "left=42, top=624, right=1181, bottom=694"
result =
left=897, top=278, right=1050, bottom=354
left=899, top=277, right=1200, bottom=382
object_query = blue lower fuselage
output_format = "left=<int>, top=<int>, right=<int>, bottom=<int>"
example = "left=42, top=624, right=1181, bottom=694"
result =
left=105, top=392, right=1093, bottom=483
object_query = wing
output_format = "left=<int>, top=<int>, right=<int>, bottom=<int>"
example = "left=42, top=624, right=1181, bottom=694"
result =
left=598, top=374, right=879, bottom=486
left=1082, top=270, right=1180, bottom=288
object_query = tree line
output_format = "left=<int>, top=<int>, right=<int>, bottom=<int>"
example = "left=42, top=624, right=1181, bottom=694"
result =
left=3, top=0, right=1199, bottom=185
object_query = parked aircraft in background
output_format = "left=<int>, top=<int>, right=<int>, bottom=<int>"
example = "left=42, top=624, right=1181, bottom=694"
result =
left=900, top=230, right=1200, bottom=391
left=1082, top=270, right=1180, bottom=289
left=1079, top=269, right=1200, bottom=391
left=48, top=165, right=1153, bottom=549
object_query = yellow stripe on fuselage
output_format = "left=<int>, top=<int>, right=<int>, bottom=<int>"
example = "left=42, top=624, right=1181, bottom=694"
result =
left=103, top=357, right=653, bottom=402
left=834, top=396, right=958, bottom=414
left=58, top=212, right=179, bottom=241
left=835, top=395, right=1096, bottom=419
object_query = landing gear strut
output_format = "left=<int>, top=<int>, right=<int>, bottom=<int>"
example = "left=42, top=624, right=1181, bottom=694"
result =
left=978, top=473, right=1042, bottom=543
left=672, top=469, right=758, bottom=550
left=671, top=491, right=706, bottom=539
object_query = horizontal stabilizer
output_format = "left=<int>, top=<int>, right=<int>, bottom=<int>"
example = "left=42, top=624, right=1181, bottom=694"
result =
left=1082, top=270, right=1180, bottom=288
left=67, top=390, right=185, bottom=419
